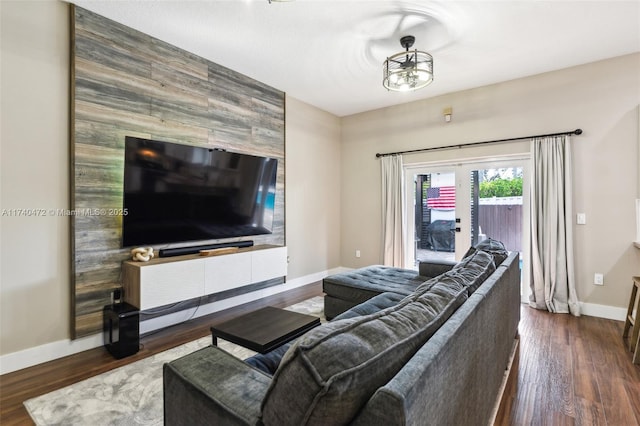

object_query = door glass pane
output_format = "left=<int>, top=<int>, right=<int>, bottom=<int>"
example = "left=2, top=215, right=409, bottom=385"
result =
left=415, top=172, right=456, bottom=265
left=470, top=167, right=523, bottom=254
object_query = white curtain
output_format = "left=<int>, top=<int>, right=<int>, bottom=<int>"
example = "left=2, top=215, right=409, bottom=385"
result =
left=380, top=155, right=405, bottom=267
left=529, top=135, right=580, bottom=316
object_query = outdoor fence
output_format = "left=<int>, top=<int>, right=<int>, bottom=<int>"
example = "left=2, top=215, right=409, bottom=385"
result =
left=478, top=204, right=522, bottom=252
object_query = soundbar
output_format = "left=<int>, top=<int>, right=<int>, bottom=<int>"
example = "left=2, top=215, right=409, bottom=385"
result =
left=159, top=240, right=254, bottom=258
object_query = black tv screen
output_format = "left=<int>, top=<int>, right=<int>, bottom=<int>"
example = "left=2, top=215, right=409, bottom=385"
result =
left=122, top=136, right=277, bottom=247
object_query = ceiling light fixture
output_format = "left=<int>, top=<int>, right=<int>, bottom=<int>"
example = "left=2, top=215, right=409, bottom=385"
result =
left=383, top=35, right=433, bottom=92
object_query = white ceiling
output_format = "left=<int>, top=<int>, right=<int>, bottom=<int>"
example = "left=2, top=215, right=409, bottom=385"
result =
left=70, top=0, right=640, bottom=117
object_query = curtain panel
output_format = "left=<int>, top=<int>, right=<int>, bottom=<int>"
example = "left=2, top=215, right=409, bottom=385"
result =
left=380, top=155, right=405, bottom=267
left=529, top=135, right=580, bottom=316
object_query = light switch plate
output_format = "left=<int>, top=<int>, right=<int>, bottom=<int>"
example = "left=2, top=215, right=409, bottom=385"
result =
left=577, top=213, right=586, bottom=225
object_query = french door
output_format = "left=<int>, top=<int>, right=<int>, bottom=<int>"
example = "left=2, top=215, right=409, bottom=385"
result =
left=404, top=156, right=530, bottom=298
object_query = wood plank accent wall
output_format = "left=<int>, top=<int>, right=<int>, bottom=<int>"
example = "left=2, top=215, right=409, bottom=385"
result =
left=71, top=6, right=285, bottom=338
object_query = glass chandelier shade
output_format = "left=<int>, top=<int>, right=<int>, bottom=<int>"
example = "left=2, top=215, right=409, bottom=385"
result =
left=382, top=36, right=433, bottom=92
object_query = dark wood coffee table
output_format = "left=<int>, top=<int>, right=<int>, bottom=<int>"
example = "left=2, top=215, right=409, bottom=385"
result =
left=210, top=306, right=321, bottom=353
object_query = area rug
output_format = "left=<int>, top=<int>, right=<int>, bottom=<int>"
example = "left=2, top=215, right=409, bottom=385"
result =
left=24, top=296, right=324, bottom=426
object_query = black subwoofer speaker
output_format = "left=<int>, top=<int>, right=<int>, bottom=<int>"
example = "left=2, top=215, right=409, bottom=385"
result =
left=103, top=302, right=140, bottom=359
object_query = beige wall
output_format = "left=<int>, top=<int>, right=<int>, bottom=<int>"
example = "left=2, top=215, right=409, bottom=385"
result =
left=1, top=0, right=71, bottom=355
left=341, top=53, right=640, bottom=310
left=285, top=97, right=342, bottom=278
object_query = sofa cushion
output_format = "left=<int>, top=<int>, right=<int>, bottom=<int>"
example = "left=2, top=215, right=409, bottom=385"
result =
left=323, top=266, right=428, bottom=302
left=418, top=258, right=458, bottom=278
left=333, top=292, right=406, bottom=320
left=463, top=238, right=509, bottom=265
left=449, top=249, right=498, bottom=294
left=244, top=343, right=291, bottom=376
left=323, top=295, right=360, bottom=320
left=413, top=249, right=496, bottom=297
left=260, top=279, right=469, bottom=425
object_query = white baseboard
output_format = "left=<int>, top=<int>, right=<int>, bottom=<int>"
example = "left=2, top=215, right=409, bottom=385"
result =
left=579, top=302, right=627, bottom=321
left=0, top=333, right=104, bottom=376
left=520, top=295, right=627, bottom=321
left=0, top=268, right=341, bottom=375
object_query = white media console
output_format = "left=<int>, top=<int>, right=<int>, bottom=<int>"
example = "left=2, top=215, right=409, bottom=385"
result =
left=122, top=245, right=287, bottom=310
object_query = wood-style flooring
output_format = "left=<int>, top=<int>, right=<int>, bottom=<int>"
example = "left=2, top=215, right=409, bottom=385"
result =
left=496, top=306, right=640, bottom=425
left=1, top=282, right=639, bottom=425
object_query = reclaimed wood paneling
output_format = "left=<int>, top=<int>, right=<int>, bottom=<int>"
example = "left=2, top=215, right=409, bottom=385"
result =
left=71, top=6, right=285, bottom=338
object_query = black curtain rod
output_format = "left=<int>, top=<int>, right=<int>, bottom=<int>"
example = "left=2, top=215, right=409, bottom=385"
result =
left=375, top=128, right=583, bottom=158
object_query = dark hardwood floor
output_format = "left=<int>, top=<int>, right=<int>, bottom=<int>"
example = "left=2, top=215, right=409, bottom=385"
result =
left=1, top=282, right=639, bottom=426
left=495, top=306, right=640, bottom=425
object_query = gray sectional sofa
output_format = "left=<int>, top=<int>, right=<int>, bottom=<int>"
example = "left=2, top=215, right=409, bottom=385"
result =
left=163, top=239, right=520, bottom=425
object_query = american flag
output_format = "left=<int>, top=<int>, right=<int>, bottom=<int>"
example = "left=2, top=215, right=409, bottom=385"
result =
left=426, top=186, right=456, bottom=209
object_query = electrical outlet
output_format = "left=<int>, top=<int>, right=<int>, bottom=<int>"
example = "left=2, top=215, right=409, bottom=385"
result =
left=355, top=250, right=361, bottom=258
left=594, top=273, right=604, bottom=285
left=577, top=213, right=586, bottom=225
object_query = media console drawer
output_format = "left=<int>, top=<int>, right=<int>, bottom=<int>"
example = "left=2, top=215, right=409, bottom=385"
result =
left=137, top=260, right=205, bottom=310
left=204, top=251, right=253, bottom=294
left=122, top=245, right=287, bottom=310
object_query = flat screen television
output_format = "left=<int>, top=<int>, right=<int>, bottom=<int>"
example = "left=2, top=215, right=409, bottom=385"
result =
left=122, top=136, right=278, bottom=248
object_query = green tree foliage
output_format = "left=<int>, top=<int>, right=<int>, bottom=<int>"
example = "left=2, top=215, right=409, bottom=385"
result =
left=479, top=177, right=523, bottom=198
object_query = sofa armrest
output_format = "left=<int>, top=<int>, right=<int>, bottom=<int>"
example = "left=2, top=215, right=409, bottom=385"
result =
left=418, top=259, right=457, bottom=277
left=164, top=345, right=271, bottom=426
